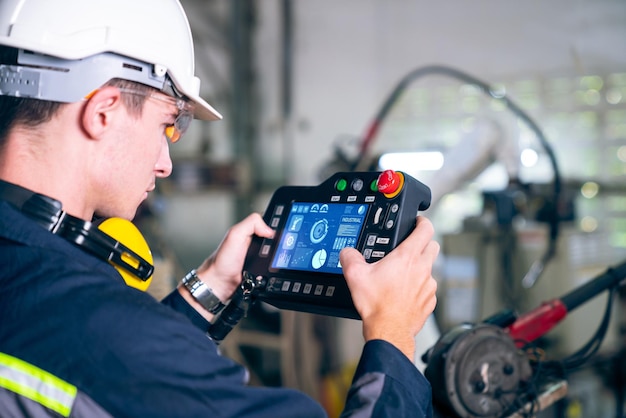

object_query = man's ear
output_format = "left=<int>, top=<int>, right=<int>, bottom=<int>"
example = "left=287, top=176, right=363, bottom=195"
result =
left=81, top=86, right=125, bottom=139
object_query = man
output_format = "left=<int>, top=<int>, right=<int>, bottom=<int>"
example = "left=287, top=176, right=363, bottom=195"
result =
left=0, top=0, right=439, bottom=417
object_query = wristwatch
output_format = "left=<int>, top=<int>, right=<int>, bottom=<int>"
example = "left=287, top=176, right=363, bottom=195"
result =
left=181, top=270, right=225, bottom=315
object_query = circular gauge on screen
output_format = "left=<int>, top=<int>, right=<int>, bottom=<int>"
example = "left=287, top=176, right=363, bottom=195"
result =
left=310, top=219, right=329, bottom=244
left=311, top=249, right=327, bottom=270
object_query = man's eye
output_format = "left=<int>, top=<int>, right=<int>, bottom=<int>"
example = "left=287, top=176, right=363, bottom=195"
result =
left=165, top=124, right=181, bottom=142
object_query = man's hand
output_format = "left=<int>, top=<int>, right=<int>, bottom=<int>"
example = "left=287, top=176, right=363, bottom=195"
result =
left=340, top=216, right=439, bottom=360
left=179, top=213, right=274, bottom=321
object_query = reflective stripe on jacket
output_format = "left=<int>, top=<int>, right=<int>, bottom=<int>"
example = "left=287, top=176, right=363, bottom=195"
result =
left=0, top=352, right=112, bottom=418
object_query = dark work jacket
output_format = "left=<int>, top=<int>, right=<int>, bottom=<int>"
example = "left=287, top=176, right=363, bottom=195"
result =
left=0, top=200, right=432, bottom=417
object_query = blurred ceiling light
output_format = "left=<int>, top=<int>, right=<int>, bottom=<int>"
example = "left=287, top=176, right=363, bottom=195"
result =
left=520, top=148, right=539, bottom=167
left=581, top=181, right=599, bottom=199
left=606, top=89, right=622, bottom=105
left=617, top=145, right=626, bottom=162
left=379, top=151, right=444, bottom=172
left=580, top=215, right=598, bottom=232
left=584, top=89, right=601, bottom=106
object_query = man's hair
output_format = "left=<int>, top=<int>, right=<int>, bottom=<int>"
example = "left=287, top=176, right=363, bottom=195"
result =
left=0, top=46, right=153, bottom=145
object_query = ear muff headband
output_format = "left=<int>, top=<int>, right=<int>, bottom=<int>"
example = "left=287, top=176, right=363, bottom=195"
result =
left=0, top=180, right=154, bottom=290
left=59, top=215, right=154, bottom=290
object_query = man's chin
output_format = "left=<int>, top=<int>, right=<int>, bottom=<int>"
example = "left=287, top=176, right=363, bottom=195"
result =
left=93, top=208, right=138, bottom=222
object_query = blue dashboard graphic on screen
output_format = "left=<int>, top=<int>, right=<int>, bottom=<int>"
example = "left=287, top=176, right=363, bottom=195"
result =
left=271, top=202, right=369, bottom=274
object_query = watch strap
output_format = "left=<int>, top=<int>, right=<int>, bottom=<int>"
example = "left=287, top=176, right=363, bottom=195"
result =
left=181, top=270, right=225, bottom=315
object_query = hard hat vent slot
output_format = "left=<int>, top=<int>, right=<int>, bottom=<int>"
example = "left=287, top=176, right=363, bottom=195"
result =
left=122, top=62, right=143, bottom=73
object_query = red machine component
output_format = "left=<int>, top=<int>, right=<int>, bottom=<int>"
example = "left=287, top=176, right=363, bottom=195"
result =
left=505, top=299, right=568, bottom=348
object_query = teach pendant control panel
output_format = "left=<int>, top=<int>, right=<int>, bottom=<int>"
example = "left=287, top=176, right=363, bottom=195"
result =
left=242, top=170, right=431, bottom=319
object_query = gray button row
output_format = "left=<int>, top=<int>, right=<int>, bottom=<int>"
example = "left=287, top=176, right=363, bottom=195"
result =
left=276, top=279, right=335, bottom=297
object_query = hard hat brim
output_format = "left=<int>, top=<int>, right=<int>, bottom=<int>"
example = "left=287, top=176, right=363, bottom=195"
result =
left=191, top=94, right=223, bottom=121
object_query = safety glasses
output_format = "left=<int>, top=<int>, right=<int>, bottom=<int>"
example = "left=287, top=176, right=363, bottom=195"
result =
left=118, top=88, right=194, bottom=143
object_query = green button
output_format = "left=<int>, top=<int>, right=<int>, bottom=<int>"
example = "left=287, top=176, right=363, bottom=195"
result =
left=370, top=179, right=378, bottom=192
left=336, top=178, right=348, bottom=192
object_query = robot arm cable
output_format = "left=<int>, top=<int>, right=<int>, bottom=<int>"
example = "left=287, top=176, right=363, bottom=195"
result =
left=354, top=64, right=562, bottom=288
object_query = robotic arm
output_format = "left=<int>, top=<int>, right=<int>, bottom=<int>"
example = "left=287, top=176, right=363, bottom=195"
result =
left=425, top=118, right=519, bottom=207
left=345, top=65, right=561, bottom=288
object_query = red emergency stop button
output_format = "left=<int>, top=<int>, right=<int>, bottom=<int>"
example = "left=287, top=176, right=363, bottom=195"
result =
left=377, top=170, right=404, bottom=198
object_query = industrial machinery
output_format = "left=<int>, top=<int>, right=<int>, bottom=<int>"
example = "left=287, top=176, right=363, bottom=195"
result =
left=317, top=65, right=624, bottom=416
left=423, top=259, right=625, bottom=417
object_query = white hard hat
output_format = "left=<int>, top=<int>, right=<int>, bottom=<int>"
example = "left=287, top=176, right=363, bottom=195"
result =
left=0, top=0, right=222, bottom=120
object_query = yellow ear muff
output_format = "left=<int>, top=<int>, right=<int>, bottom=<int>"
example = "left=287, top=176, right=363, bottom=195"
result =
left=97, top=217, right=154, bottom=291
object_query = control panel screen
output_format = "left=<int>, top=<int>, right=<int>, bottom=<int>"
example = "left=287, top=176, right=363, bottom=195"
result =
left=271, top=202, right=369, bottom=275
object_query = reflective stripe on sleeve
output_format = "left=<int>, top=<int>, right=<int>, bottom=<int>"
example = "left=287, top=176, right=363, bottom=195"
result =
left=0, top=352, right=76, bottom=417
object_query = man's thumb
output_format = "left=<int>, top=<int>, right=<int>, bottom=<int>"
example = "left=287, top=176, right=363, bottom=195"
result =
left=339, top=246, right=365, bottom=269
